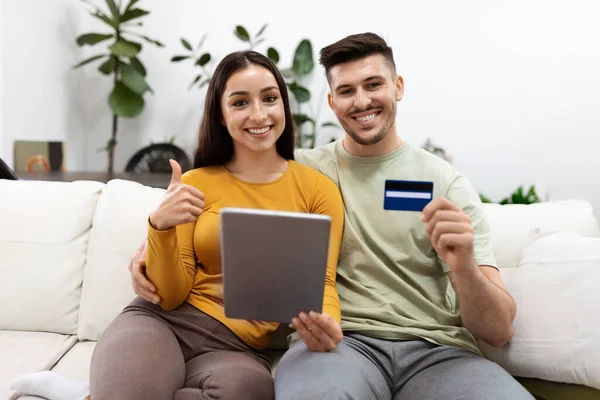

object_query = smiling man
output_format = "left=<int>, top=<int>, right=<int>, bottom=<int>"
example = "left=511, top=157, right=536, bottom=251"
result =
left=274, top=32, right=534, bottom=400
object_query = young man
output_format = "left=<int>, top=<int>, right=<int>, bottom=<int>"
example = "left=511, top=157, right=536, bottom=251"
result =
left=130, top=33, right=532, bottom=399
left=271, top=32, right=533, bottom=400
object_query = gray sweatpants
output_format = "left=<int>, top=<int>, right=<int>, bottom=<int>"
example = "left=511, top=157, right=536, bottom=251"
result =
left=274, top=334, right=534, bottom=400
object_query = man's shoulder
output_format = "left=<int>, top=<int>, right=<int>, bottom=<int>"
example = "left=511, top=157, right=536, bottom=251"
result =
left=294, top=141, right=338, bottom=171
left=405, top=142, right=457, bottom=177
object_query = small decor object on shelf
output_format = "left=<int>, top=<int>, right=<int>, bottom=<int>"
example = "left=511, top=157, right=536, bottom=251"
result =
left=14, top=140, right=65, bottom=172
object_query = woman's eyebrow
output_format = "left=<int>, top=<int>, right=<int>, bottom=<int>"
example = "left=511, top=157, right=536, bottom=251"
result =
left=228, top=86, right=279, bottom=98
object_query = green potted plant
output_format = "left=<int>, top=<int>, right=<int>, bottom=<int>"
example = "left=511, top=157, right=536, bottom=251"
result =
left=73, top=0, right=163, bottom=173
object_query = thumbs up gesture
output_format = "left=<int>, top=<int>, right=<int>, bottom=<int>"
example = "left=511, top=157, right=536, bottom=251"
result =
left=149, top=160, right=205, bottom=231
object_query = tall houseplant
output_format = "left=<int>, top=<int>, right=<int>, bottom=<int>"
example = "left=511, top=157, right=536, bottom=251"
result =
left=73, top=0, right=163, bottom=173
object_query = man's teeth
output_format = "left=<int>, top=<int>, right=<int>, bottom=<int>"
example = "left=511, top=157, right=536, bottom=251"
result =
left=356, top=113, right=377, bottom=122
left=248, top=127, right=270, bottom=134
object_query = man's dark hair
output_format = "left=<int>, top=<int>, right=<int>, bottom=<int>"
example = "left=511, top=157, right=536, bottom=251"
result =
left=319, top=32, right=396, bottom=79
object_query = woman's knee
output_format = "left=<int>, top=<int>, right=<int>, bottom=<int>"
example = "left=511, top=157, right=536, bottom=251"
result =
left=183, top=353, right=274, bottom=400
left=90, top=308, right=185, bottom=400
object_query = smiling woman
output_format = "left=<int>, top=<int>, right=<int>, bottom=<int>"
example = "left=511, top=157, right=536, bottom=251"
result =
left=8, top=50, right=346, bottom=400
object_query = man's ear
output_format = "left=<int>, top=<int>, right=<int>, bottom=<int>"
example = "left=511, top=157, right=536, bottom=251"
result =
left=328, top=92, right=334, bottom=111
left=395, top=75, right=404, bottom=101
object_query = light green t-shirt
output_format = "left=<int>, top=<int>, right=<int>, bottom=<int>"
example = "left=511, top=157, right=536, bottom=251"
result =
left=296, top=140, right=497, bottom=354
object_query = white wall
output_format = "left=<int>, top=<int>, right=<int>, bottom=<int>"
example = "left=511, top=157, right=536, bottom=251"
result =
left=2, top=0, right=600, bottom=216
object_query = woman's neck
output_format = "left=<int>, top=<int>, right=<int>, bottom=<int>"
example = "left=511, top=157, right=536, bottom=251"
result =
left=225, top=148, right=288, bottom=183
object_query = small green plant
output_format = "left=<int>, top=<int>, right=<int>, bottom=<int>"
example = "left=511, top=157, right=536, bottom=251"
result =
left=499, top=185, right=541, bottom=205
left=479, top=193, right=493, bottom=203
left=479, top=185, right=541, bottom=205
left=73, top=0, right=163, bottom=173
left=170, top=34, right=212, bottom=90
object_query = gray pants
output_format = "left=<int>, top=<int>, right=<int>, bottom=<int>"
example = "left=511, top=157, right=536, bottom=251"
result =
left=90, top=297, right=274, bottom=400
left=274, top=334, right=534, bottom=400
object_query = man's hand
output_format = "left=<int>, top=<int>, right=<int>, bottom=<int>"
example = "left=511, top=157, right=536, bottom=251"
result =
left=149, top=160, right=205, bottom=231
left=421, top=197, right=476, bottom=275
left=128, top=240, right=161, bottom=304
left=290, top=311, right=343, bottom=352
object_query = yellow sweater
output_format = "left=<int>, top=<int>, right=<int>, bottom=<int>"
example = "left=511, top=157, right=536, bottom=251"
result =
left=146, top=160, right=344, bottom=349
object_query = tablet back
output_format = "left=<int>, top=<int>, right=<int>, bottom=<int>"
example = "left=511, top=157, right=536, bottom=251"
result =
left=220, top=207, right=331, bottom=323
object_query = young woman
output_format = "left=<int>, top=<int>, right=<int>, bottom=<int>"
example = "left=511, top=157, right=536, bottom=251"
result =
left=10, top=51, right=344, bottom=400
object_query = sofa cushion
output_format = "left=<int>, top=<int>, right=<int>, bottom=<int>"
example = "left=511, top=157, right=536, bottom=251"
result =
left=0, top=331, right=78, bottom=400
left=51, top=341, right=96, bottom=381
left=479, top=230, right=600, bottom=390
left=0, top=180, right=104, bottom=334
left=483, top=200, right=599, bottom=269
left=78, top=180, right=166, bottom=340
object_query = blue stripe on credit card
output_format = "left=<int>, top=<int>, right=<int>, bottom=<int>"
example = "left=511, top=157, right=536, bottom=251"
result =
left=384, top=180, right=434, bottom=212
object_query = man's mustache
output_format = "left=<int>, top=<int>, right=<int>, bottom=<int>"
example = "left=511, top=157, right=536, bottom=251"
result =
left=348, top=105, right=382, bottom=115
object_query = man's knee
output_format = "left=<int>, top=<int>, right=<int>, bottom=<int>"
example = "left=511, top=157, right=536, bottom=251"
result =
left=275, top=340, right=389, bottom=400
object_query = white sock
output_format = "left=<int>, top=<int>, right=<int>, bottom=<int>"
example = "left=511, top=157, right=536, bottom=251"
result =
left=9, top=371, right=90, bottom=400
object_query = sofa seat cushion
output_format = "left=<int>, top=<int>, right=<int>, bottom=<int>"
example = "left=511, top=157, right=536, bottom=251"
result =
left=51, top=341, right=96, bottom=381
left=0, top=331, right=77, bottom=400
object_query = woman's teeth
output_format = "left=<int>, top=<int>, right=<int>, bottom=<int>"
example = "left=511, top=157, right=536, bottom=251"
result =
left=248, top=126, right=270, bottom=135
left=356, top=113, right=377, bottom=122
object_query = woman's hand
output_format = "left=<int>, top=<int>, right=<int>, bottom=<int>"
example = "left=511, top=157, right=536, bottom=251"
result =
left=290, top=311, right=343, bottom=352
left=149, top=160, right=205, bottom=231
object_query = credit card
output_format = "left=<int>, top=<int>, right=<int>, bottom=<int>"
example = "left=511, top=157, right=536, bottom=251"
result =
left=383, top=180, right=434, bottom=212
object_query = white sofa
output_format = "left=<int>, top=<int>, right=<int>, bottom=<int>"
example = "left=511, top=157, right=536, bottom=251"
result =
left=1, top=178, right=599, bottom=400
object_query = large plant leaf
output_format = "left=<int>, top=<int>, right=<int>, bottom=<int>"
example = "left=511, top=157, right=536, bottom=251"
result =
left=321, top=121, right=340, bottom=128
left=267, top=47, right=279, bottom=64
left=196, top=53, right=211, bottom=67
left=124, top=0, right=140, bottom=13
left=121, top=8, right=149, bottom=23
left=105, top=0, right=120, bottom=19
left=91, top=11, right=119, bottom=29
left=292, top=39, right=314, bottom=76
left=124, top=39, right=142, bottom=52
left=171, top=55, right=190, bottom=62
left=288, top=82, right=310, bottom=103
left=181, top=38, right=192, bottom=51
left=73, top=54, right=106, bottom=69
left=76, top=33, right=113, bottom=46
left=109, top=81, right=145, bottom=117
left=109, top=39, right=140, bottom=57
left=98, top=56, right=117, bottom=74
left=234, top=25, right=250, bottom=42
left=130, top=57, right=146, bottom=76
left=121, top=63, right=151, bottom=95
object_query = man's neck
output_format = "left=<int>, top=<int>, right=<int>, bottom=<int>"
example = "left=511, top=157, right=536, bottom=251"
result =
left=343, top=126, right=404, bottom=157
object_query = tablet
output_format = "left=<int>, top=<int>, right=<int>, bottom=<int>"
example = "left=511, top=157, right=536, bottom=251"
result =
left=220, top=207, right=331, bottom=323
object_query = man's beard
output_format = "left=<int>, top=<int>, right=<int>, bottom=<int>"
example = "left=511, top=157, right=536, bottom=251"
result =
left=341, top=102, right=396, bottom=146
